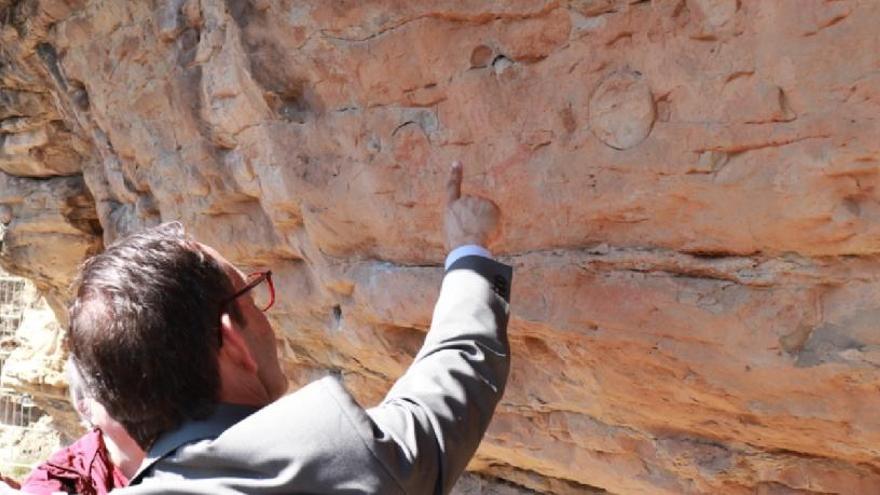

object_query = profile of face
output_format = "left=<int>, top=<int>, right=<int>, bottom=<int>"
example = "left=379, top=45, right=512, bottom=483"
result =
left=199, top=243, right=289, bottom=402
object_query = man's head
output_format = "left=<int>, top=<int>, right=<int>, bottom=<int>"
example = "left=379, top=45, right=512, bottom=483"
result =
left=69, top=222, right=287, bottom=450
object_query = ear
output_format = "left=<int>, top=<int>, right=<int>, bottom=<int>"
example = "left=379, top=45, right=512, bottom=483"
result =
left=219, top=311, right=259, bottom=374
left=76, top=398, right=94, bottom=427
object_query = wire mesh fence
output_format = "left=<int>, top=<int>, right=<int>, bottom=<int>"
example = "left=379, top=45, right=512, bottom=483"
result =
left=0, top=275, right=54, bottom=477
left=0, top=389, right=52, bottom=476
left=0, top=277, right=25, bottom=343
left=0, top=278, right=24, bottom=306
left=0, top=392, right=43, bottom=428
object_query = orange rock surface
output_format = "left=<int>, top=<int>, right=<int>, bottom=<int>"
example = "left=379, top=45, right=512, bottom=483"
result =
left=1, top=0, right=880, bottom=493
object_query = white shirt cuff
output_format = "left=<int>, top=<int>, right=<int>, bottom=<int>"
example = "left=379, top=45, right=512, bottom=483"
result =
left=445, top=244, right=492, bottom=270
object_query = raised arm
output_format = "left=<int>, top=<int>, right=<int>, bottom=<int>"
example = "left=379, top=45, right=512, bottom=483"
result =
left=365, top=162, right=512, bottom=494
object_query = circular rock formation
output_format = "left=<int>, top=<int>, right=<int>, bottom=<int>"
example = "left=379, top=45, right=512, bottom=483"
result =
left=469, top=44, right=494, bottom=68
left=589, top=69, right=656, bottom=150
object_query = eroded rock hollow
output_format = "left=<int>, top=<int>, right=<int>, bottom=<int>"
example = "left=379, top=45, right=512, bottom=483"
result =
left=1, top=0, right=879, bottom=493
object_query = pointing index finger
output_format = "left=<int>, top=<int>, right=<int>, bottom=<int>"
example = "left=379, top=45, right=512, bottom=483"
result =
left=447, top=160, right=463, bottom=204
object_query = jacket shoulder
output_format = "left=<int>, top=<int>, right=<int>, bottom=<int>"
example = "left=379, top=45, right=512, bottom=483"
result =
left=121, top=377, right=404, bottom=494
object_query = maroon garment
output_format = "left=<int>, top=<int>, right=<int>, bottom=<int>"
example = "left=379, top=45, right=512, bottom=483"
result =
left=20, top=429, right=128, bottom=495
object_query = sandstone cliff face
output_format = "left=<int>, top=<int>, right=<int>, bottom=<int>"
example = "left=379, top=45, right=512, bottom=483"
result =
left=1, top=0, right=879, bottom=493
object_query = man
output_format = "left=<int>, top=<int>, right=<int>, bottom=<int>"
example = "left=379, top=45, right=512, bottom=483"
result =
left=68, top=161, right=512, bottom=494
left=15, top=359, right=143, bottom=494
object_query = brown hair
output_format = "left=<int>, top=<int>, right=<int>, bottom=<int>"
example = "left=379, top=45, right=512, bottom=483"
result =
left=68, top=222, right=234, bottom=450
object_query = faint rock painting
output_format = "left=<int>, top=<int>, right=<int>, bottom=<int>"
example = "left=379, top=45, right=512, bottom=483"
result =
left=589, top=69, right=656, bottom=150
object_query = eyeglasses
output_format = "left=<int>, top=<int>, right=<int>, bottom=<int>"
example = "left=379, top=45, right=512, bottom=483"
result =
left=226, top=271, right=275, bottom=312
left=218, top=271, right=274, bottom=347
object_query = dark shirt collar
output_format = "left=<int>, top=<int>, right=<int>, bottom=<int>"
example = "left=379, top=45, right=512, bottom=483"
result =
left=129, top=402, right=259, bottom=485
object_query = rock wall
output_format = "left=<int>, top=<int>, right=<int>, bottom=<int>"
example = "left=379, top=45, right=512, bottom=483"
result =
left=1, top=0, right=879, bottom=493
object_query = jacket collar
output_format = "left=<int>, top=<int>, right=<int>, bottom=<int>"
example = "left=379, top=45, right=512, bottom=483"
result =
left=129, top=402, right=258, bottom=485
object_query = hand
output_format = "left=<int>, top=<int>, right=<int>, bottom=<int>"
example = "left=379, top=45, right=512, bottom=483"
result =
left=0, top=478, right=20, bottom=493
left=444, top=161, right=500, bottom=250
left=0, top=472, right=19, bottom=491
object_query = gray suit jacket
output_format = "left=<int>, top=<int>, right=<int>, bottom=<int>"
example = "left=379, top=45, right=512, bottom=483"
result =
left=117, top=255, right=513, bottom=494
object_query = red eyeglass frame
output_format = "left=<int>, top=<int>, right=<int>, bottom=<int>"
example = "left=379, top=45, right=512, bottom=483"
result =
left=218, top=270, right=275, bottom=346
left=226, top=270, right=275, bottom=312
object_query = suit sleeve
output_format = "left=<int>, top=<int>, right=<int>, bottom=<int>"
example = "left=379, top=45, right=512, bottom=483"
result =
left=365, top=255, right=513, bottom=494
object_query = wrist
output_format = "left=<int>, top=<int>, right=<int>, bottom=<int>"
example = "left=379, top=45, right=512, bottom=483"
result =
left=445, top=235, right=488, bottom=252
left=445, top=244, right=492, bottom=270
